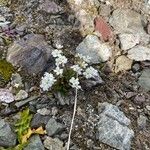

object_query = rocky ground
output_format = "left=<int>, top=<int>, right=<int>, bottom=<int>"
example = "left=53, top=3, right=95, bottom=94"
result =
left=0, top=0, right=150, bottom=150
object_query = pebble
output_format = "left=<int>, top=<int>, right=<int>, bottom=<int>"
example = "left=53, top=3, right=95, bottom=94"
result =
left=138, top=69, right=150, bottom=92
left=137, top=115, right=147, bottom=130
left=15, top=90, right=28, bottom=101
left=128, top=46, right=150, bottom=61
left=37, top=108, right=51, bottom=116
left=0, top=88, right=14, bottom=103
left=115, top=55, right=133, bottom=73
left=119, top=33, right=140, bottom=50
left=43, top=136, right=65, bottom=150
left=46, top=118, right=64, bottom=136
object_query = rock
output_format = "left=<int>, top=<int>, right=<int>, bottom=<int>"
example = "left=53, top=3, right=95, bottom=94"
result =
left=39, top=0, right=63, bottom=14
left=46, top=118, right=64, bottom=136
left=138, top=69, right=150, bottom=92
left=0, top=88, right=14, bottom=103
left=132, top=63, right=140, bottom=73
left=15, top=90, right=28, bottom=101
left=109, top=9, right=145, bottom=34
left=94, top=16, right=113, bottom=41
left=76, top=35, right=112, bottom=63
left=115, top=55, right=133, bottom=73
left=43, top=136, right=65, bottom=150
left=133, top=94, right=145, bottom=105
left=75, top=9, right=95, bottom=35
left=11, top=73, right=23, bottom=88
left=15, top=96, right=39, bottom=108
left=6, top=34, right=54, bottom=75
left=31, top=113, right=51, bottom=128
left=98, top=4, right=111, bottom=18
left=148, top=23, right=150, bottom=34
left=0, top=118, right=17, bottom=147
left=97, top=102, right=134, bottom=150
left=137, top=115, right=147, bottom=130
left=37, top=108, right=51, bottom=116
left=109, top=9, right=150, bottom=44
left=119, top=33, right=140, bottom=50
left=98, top=102, right=131, bottom=126
left=24, top=135, right=44, bottom=150
left=81, top=75, right=104, bottom=89
left=127, top=46, right=150, bottom=61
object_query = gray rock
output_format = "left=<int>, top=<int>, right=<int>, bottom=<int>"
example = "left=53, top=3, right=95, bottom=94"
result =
left=119, top=33, right=140, bottom=50
left=46, top=118, right=64, bottom=136
left=81, top=75, right=104, bottom=89
left=15, top=90, right=28, bottom=101
left=11, top=73, right=23, bottom=88
left=6, top=34, right=54, bottom=75
left=109, top=9, right=150, bottom=44
left=37, top=108, right=51, bottom=116
left=24, top=135, right=44, bottom=150
left=138, top=69, right=150, bottom=91
left=15, top=96, right=39, bottom=108
left=43, top=136, right=65, bottom=150
left=97, top=102, right=134, bottom=150
left=0, top=118, right=17, bottom=147
left=76, top=35, right=112, bottom=64
left=31, top=113, right=51, bottom=128
left=98, top=102, right=131, bottom=126
left=127, top=46, right=150, bottom=61
left=109, top=9, right=145, bottom=34
left=39, top=0, right=63, bottom=14
left=137, top=115, right=147, bottom=130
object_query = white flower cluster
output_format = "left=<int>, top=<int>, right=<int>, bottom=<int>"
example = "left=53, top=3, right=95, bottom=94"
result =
left=40, top=72, right=56, bottom=91
left=52, top=49, right=68, bottom=75
left=40, top=50, right=99, bottom=91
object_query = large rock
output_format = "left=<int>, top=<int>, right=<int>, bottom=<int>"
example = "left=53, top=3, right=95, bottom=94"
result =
left=24, top=135, right=44, bottom=150
left=109, top=9, right=145, bottom=34
left=127, top=46, right=150, bottom=61
left=0, top=118, right=17, bottom=147
left=97, top=102, right=134, bottom=150
left=138, top=69, right=150, bottom=92
left=6, top=34, right=54, bottom=75
left=109, top=9, right=150, bottom=44
left=76, top=35, right=112, bottom=63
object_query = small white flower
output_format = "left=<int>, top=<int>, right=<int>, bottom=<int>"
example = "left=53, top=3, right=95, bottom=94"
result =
left=71, top=65, right=82, bottom=75
left=55, top=55, right=68, bottom=67
left=80, top=61, right=88, bottom=68
left=83, top=66, right=98, bottom=79
left=52, top=49, right=62, bottom=58
left=54, top=67, right=63, bottom=76
left=69, top=77, right=81, bottom=89
left=40, top=72, right=56, bottom=91
left=55, top=42, right=63, bottom=49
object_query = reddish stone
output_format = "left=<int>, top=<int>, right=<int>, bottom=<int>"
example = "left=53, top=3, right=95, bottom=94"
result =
left=94, top=16, right=113, bottom=42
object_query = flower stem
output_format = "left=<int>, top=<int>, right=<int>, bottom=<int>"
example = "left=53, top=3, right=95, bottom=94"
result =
left=67, top=87, right=78, bottom=150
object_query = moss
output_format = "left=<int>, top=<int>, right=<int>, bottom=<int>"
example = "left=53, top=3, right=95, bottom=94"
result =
left=0, top=59, right=15, bottom=81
